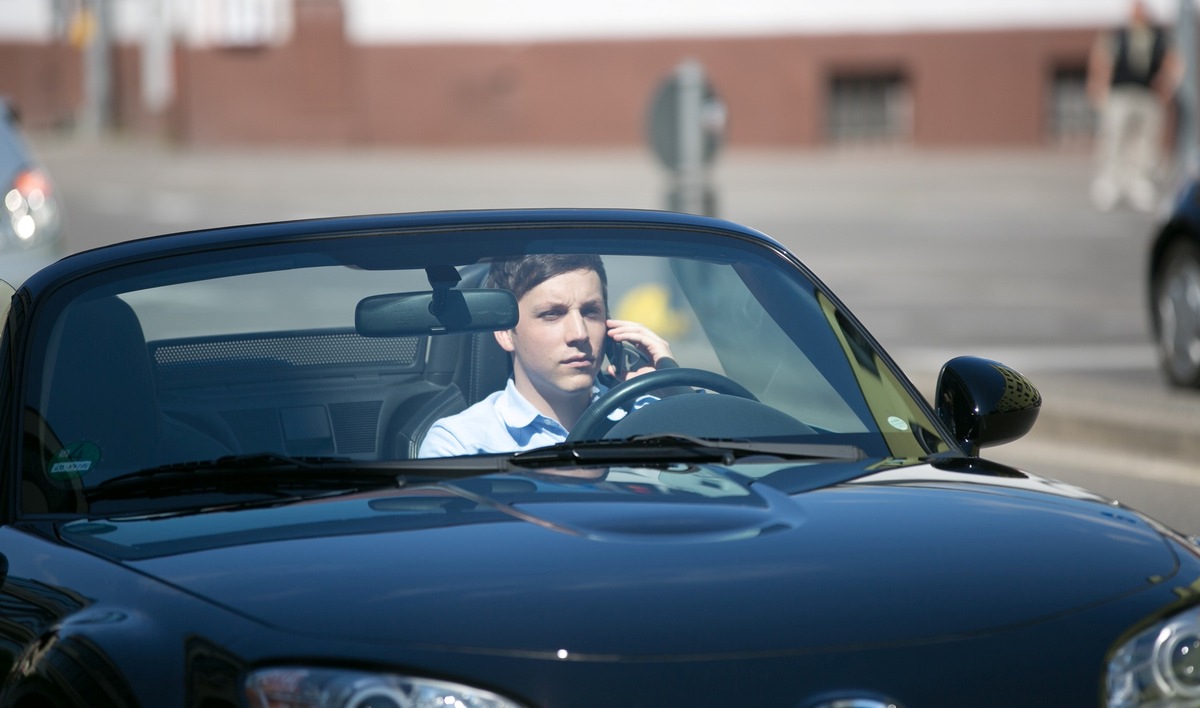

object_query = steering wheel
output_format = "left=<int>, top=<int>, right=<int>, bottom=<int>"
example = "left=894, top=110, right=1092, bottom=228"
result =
left=567, top=367, right=758, bottom=442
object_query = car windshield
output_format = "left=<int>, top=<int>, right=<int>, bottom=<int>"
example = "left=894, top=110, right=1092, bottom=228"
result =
left=16, top=218, right=948, bottom=513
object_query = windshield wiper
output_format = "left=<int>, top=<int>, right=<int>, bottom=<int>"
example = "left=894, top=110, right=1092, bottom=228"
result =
left=507, top=434, right=866, bottom=469
left=88, top=452, right=404, bottom=500
left=86, top=437, right=866, bottom=501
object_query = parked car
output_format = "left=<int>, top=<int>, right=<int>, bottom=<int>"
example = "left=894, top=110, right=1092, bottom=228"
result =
left=1149, top=176, right=1200, bottom=387
left=0, top=97, right=64, bottom=283
left=0, top=208, right=1195, bottom=707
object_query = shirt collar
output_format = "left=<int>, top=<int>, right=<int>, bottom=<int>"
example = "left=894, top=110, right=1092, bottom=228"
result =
left=494, top=378, right=609, bottom=430
left=495, top=378, right=543, bottom=429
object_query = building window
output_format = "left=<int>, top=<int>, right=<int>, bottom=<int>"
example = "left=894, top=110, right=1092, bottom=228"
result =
left=187, top=0, right=293, bottom=48
left=826, top=71, right=911, bottom=145
left=1048, top=65, right=1096, bottom=146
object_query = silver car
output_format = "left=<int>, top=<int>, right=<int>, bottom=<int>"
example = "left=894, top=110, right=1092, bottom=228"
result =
left=0, top=97, right=63, bottom=281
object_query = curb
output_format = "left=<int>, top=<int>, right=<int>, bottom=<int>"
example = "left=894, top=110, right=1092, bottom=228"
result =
left=1023, top=374, right=1200, bottom=464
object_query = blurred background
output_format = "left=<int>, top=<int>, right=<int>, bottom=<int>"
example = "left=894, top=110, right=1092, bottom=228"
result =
left=0, top=0, right=1149, bottom=148
left=2, top=0, right=1200, bottom=533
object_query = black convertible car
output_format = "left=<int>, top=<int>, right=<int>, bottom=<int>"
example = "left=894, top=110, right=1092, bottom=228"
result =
left=0, top=209, right=1195, bottom=707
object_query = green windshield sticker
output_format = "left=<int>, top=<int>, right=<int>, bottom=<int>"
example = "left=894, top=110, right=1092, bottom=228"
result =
left=49, top=442, right=102, bottom=480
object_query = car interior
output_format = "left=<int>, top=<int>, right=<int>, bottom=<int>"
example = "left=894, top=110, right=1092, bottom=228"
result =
left=28, top=263, right=517, bottom=495
left=20, top=232, right=936, bottom=510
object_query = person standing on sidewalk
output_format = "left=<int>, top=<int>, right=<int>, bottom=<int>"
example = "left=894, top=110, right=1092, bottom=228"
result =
left=1087, top=0, right=1182, bottom=212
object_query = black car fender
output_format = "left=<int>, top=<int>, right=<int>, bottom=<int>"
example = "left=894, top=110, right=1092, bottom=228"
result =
left=0, top=528, right=258, bottom=708
left=0, top=630, right=137, bottom=708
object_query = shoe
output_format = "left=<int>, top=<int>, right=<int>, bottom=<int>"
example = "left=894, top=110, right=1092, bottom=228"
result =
left=1129, top=178, right=1157, bottom=213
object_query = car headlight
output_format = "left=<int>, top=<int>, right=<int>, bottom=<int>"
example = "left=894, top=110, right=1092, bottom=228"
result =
left=1107, top=605, right=1200, bottom=706
left=3, top=168, right=59, bottom=248
left=244, top=667, right=528, bottom=708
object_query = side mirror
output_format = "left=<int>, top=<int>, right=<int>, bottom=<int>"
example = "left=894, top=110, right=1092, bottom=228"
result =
left=935, top=356, right=1040, bottom=456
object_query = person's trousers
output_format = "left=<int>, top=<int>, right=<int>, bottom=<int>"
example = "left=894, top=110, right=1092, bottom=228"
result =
left=1093, top=86, right=1164, bottom=210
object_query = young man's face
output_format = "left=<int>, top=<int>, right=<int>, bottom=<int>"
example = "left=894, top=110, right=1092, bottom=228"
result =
left=495, top=268, right=607, bottom=406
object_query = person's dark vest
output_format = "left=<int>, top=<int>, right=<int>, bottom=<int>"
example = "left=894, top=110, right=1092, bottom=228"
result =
left=1110, top=27, right=1166, bottom=88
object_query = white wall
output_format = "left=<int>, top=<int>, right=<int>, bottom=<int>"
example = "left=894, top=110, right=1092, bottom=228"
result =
left=0, top=0, right=1187, bottom=45
left=0, top=0, right=57, bottom=40
left=343, top=0, right=1183, bottom=44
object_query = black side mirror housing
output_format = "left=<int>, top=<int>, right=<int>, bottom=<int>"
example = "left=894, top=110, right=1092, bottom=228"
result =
left=935, top=356, right=1041, bottom=456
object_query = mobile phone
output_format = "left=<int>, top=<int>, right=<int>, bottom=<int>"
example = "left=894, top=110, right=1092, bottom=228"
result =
left=605, top=337, right=652, bottom=377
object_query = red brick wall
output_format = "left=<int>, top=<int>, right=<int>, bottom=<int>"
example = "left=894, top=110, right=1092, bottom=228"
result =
left=0, top=42, right=81, bottom=130
left=348, top=28, right=1096, bottom=148
left=0, top=14, right=1101, bottom=149
left=176, top=0, right=354, bottom=144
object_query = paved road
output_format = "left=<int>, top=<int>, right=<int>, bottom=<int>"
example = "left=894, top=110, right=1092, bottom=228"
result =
left=26, top=136, right=1200, bottom=534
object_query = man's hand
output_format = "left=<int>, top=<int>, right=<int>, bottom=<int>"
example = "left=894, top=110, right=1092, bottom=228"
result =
left=605, top=319, right=675, bottom=381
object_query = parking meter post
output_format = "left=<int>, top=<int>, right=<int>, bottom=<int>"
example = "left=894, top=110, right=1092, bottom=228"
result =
left=646, top=60, right=726, bottom=217
left=79, top=0, right=114, bottom=139
left=677, top=61, right=706, bottom=216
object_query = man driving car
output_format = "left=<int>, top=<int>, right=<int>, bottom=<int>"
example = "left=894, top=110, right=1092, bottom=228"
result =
left=417, top=254, right=674, bottom=457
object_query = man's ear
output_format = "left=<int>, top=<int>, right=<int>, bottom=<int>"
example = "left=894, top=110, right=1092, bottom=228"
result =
left=494, top=328, right=516, bottom=353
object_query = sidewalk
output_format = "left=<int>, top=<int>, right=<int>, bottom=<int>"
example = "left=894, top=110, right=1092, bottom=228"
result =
left=1013, top=369, right=1200, bottom=469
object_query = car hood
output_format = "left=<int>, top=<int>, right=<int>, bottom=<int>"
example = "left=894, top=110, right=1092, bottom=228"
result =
left=61, top=459, right=1180, bottom=658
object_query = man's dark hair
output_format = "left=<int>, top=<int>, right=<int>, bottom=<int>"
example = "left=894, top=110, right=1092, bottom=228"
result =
left=486, top=254, right=608, bottom=304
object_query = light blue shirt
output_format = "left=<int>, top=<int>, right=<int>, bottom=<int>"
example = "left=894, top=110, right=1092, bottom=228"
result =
left=417, top=378, right=646, bottom=458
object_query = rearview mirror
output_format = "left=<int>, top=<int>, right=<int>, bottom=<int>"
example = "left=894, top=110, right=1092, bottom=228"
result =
left=356, top=289, right=518, bottom=336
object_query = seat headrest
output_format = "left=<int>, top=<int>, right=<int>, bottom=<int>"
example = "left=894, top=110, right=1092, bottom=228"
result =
left=44, top=296, right=159, bottom=472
